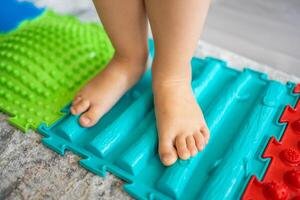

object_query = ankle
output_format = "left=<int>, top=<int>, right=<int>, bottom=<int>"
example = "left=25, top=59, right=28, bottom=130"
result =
left=151, top=60, right=192, bottom=91
left=152, top=76, right=191, bottom=93
left=113, top=50, right=148, bottom=70
left=105, top=54, right=147, bottom=87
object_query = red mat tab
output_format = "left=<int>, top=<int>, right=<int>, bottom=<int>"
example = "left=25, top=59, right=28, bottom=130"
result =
left=295, top=83, right=300, bottom=93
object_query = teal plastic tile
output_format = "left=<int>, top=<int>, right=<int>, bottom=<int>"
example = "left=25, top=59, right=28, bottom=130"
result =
left=38, top=57, right=299, bottom=200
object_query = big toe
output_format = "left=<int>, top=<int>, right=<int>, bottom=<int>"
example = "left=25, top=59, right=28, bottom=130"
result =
left=159, top=139, right=178, bottom=166
left=79, top=104, right=103, bottom=127
left=70, top=98, right=90, bottom=115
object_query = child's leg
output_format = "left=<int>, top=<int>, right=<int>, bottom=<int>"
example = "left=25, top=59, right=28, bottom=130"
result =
left=145, top=0, right=211, bottom=165
left=71, top=0, right=148, bottom=127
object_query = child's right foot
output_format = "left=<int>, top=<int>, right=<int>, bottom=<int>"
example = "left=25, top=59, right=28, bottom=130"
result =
left=70, top=55, right=147, bottom=127
left=153, top=78, right=210, bottom=166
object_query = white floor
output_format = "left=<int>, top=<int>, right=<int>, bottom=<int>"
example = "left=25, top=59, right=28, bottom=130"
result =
left=203, top=0, right=300, bottom=76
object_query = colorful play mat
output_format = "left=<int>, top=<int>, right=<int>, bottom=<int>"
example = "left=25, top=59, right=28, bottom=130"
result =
left=1, top=1, right=299, bottom=199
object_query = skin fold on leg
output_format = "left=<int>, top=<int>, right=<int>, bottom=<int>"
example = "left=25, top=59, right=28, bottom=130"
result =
left=70, top=0, right=149, bottom=127
left=144, top=0, right=211, bottom=166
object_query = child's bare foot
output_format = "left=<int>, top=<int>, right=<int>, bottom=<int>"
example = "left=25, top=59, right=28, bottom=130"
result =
left=70, top=55, right=147, bottom=127
left=153, top=77, right=210, bottom=166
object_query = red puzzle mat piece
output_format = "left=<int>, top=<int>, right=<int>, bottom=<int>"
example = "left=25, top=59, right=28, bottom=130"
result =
left=243, top=84, right=300, bottom=200
left=295, top=83, right=300, bottom=93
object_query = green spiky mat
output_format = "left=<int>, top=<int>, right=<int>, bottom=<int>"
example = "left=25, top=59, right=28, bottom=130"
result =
left=0, top=11, right=114, bottom=132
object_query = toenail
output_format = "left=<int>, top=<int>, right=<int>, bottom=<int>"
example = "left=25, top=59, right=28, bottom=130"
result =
left=162, top=153, right=172, bottom=160
left=181, top=151, right=190, bottom=159
left=205, top=140, right=209, bottom=145
left=73, top=97, right=81, bottom=104
left=161, top=153, right=176, bottom=165
left=191, top=150, right=198, bottom=156
left=199, top=145, right=204, bottom=151
left=81, top=116, right=91, bottom=124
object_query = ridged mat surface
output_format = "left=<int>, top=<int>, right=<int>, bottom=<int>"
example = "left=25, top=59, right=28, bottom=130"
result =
left=38, top=57, right=300, bottom=200
left=0, top=11, right=114, bottom=132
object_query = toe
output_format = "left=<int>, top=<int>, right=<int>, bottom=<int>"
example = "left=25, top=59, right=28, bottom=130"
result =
left=79, top=104, right=103, bottom=127
left=201, top=125, right=210, bottom=145
left=194, top=132, right=205, bottom=151
left=158, top=137, right=178, bottom=166
left=186, top=135, right=198, bottom=157
left=70, top=99, right=90, bottom=115
left=175, top=135, right=190, bottom=160
left=72, top=96, right=82, bottom=106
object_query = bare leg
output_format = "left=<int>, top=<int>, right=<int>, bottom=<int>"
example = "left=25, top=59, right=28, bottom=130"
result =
left=145, top=0, right=211, bottom=166
left=71, top=0, right=148, bottom=127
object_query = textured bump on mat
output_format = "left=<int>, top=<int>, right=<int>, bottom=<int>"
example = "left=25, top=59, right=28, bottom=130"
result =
left=38, top=57, right=300, bottom=200
left=0, top=11, right=114, bottom=132
left=242, top=84, right=300, bottom=200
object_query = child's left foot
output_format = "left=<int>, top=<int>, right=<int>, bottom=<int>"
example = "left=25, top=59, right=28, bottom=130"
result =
left=153, top=79, right=210, bottom=166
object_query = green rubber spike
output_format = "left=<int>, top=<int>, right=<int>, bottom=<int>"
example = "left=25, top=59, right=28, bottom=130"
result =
left=0, top=10, right=114, bottom=132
